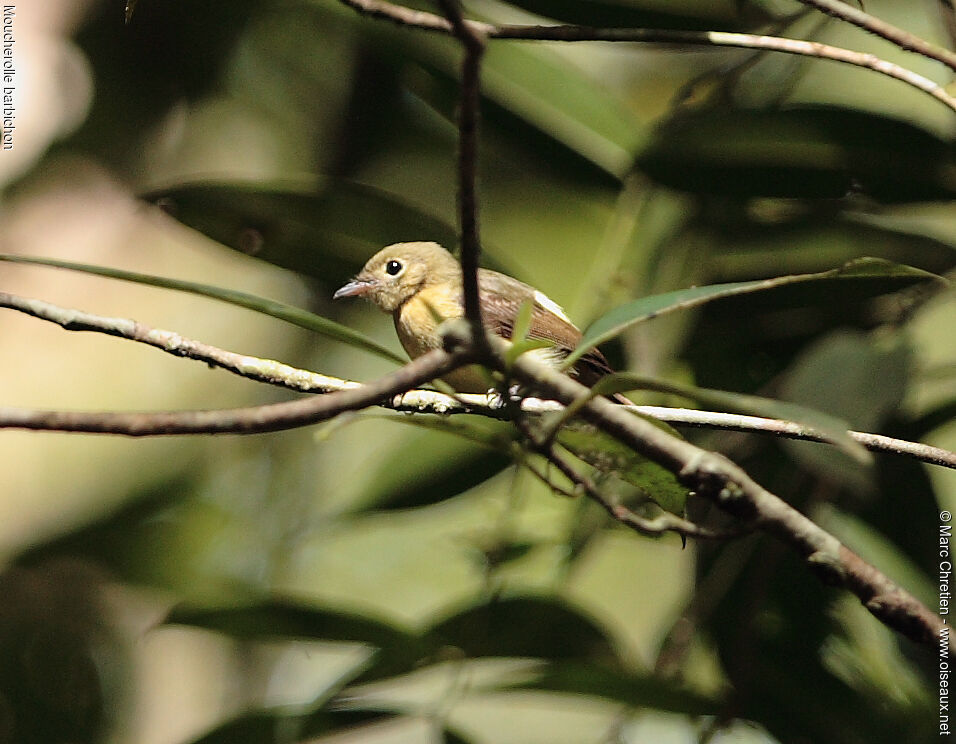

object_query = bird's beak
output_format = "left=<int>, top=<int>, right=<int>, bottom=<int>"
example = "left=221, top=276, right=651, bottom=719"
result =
left=333, top=277, right=375, bottom=299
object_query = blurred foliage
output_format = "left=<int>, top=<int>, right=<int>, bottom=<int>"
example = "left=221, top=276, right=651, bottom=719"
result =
left=3, top=0, right=956, bottom=743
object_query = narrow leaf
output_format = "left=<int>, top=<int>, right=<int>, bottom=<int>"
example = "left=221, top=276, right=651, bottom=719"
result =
left=0, top=253, right=405, bottom=364
left=509, top=661, right=723, bottom=716
left=556, top=424, right=689, bottom=515
left=569, top=258, right=943, bottom=366
left=166, top=600, right=427, bottom=679
left=426, top=596, right=619, bottom=663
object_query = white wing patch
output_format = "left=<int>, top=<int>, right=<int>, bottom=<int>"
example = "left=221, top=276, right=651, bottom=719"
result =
left=534, top=289, right=571, bottom=323
left=526, top=345, right=565, bottom=369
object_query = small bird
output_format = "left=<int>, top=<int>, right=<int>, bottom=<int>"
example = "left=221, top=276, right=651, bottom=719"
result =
left=333, top=241, right=618, bottom=394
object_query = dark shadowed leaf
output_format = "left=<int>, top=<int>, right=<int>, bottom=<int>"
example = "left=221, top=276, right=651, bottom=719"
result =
left=509, top=661, right=723, bottom=715
left=13, top=473, right=198, bottom=584
left=779, top=330, right=911, bottom=489
left=143, top=178, right=459, bottom=281
left=339, top=3, right=642, bottom=178
left=637, top=106, right=956, bottom=201
left=443, top=729, right=478, bottom=744
left=357, top=414, right=517, bottom=510
left=426, top=596, right=620, bottom=664
left=166, top=600, right=428, bottom=678
left=167, top=599, right=414, bottom=644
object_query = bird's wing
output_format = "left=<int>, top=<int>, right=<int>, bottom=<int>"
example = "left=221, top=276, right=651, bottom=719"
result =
left=475, top=269, right=615, bottom=387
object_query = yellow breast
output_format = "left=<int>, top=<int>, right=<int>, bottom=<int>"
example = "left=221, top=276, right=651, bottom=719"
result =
left=394, top=286, right=463, bottom=357
left=394, top=287, right=490, bottom=392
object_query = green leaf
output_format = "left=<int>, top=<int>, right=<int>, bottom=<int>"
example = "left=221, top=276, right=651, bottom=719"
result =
left=637, top=106, right=956, bottom=202
left=478, top=42, right=643, bottom=178
left=778, top=330, right=911, bottom=489
left=556, top=424, right=689, bottom=515
left=167, top=599, right=413, bottom=644
left=355, top=415, right=516, bottom=511
left=504, top=337, right=557, bottom=367
left=0, top=253, right=404, bottom=364
left=501, top=0, right=763, bottom=30
left=369, top=412, right=518, bottom=453
left=589, top=373, right=870, bottom=464
left=511, top=298, right=535, bottom=343
left=14, top=473, right=199, bottom=586
left=569, top=257, right=943, bottom=366
left=508, top=661, right=723, bottom=716
left=144, top=178, right=459, bottom=281
left=352, top=6, right=643, bottom=178
left=426, top=596, right=619, bottom=664
left=167, top=600, right=429, bottom=680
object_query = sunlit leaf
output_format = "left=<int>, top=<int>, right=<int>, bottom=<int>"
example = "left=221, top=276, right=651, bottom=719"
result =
left=185, top=710, right=393, bottom=744
left=0, top=253, right=404, bottom=364
left=556, top=424, right=689, bottom=515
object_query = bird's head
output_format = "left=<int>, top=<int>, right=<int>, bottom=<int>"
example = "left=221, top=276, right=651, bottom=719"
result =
left=333, top=241, right=461, bottom=313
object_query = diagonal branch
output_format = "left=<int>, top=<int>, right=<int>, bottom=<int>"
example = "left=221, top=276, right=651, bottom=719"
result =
left=0, top=291, right=363, bottom=394
left=453, top=327, right=946, bottom=648
left=794, top=0, right=956, bottom=72
left=0, top=346, right=465, bottom=436
left=337, top=0, right=956, bottom=113
left=0, top=297, right=469, bottom=438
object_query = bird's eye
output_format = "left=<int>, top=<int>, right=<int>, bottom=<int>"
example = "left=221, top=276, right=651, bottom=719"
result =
left=385, top=259, right=403, bottom=276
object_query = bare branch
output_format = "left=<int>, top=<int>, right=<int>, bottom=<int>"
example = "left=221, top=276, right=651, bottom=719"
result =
left=635, top=406, right=956, bottom=470
left=336, top=0, right=956, bottom=113
left=3, top=290, right=953, bottom=468
left=0, top=348, right=469, bottom=437
left=0, top=291, right=363, bottom=394
left=794, top=0, right=956, bottom=72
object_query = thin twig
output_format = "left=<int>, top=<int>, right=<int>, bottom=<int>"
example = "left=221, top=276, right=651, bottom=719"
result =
left=336, top=0, right=956, bottom=114
left=794, top=0, right=956, bottom=72
left=436, top=0, right=489, bottom=351
left=635, top=406, right=956, bottom=470
left=546, top=442, right=746, bottom=540
left=0, top=291, right=364, bottom=394
left=510, top=412, right=743, bottom=540
left=2, top=291, right=953, bottom=468
left=0, top=345, right=470, bottom=438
